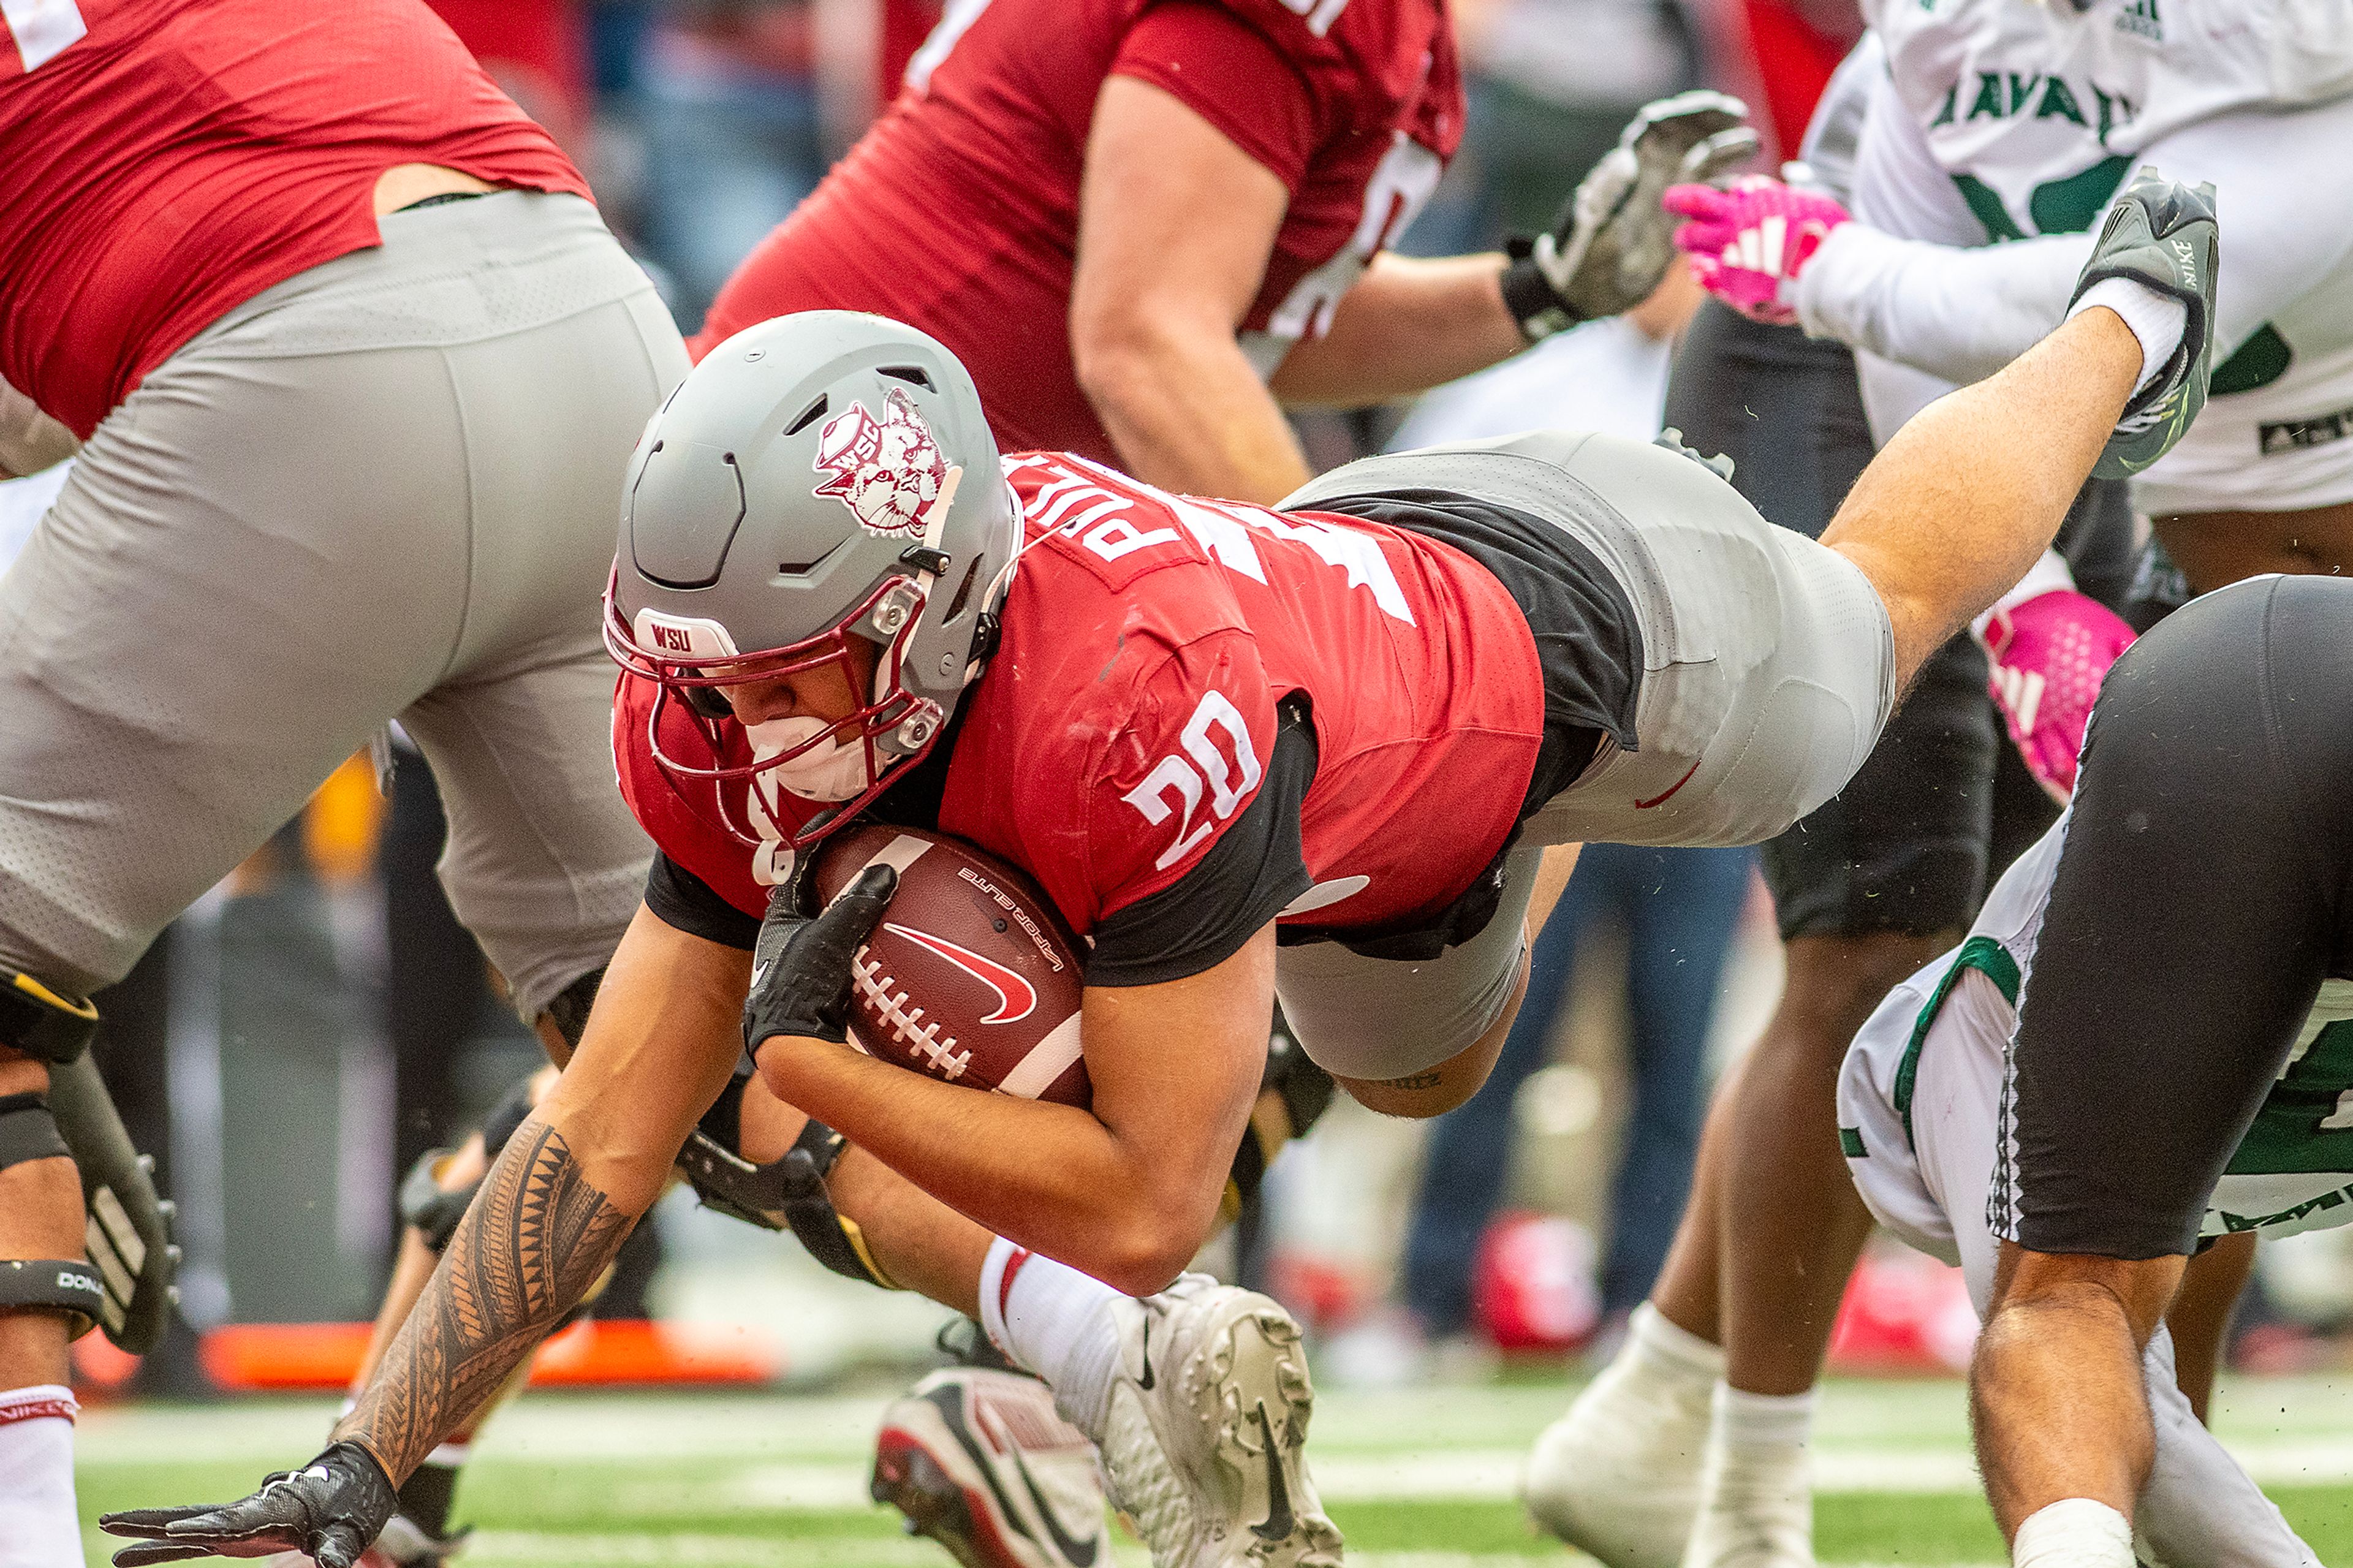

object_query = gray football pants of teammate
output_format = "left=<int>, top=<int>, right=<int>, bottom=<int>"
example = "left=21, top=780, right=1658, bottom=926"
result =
left=0, top=192, right=677, bottom=1014
left=0, top=193, right=680, bottom=1396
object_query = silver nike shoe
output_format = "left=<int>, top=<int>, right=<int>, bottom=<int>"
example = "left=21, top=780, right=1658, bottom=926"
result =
left=1094, top=1274, right=1343, bottom=1568
left=874, top=1365, right=1108, bottom=1568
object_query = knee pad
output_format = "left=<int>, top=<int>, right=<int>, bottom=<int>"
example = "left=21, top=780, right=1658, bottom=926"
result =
left=398, top=1073, right=544, bottom=1254
left=0, top=969, right=100, bottom=1066
left=396, top=1148, right=478, bottom=1256
left=543, top=967, right=606, bottom=1053
left=43, top=1055, right=179, bottom=1352
left=0, top=1092, right=68, bottom=1171
left=673, top=1077, right=899, bottom=1289
left=1222, top=1021, right=1337, bottom=1218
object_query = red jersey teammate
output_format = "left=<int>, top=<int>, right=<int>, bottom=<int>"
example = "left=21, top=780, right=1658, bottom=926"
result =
left=107, top=212, right=2216, bottom=1564
left=692, top=0, right=1758, bottom=502
left=0, top=2, right=684, bottom=1563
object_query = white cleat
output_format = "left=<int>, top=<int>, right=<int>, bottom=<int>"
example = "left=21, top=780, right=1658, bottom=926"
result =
left=1523, top=1343, right=1711, bottom=1568
left=1093, top=1274, right=1343, bottom=1568
left=874, top=1365, right=1109, bottom=1568
left=1679, top=1450, right=1813, bottom=1568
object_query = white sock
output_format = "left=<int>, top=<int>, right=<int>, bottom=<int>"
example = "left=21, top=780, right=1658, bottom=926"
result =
left=2069, top=277, right=2187, bottom=395
left=0, top=1385, right=84, bottom=1568
left=1581, top=1303, right=1724, bottom=1437
left=2012, top=1498, right=2134, bottom=1567
left=1625, top=1303, right=1725, bottom=1392
left=978, top=1236, right=1126, bottom=1434
left=1706, top=1383, right=1815, bottom=1510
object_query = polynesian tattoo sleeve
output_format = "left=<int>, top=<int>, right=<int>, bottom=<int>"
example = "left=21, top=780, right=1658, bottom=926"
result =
left=332, top=1119, right=634, bottom=1480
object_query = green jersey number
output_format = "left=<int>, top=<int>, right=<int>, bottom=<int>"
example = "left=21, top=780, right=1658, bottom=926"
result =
left=2227, top=1021, right=2353, bottom=1177
left=1951, top=156, right=2289, bottom=394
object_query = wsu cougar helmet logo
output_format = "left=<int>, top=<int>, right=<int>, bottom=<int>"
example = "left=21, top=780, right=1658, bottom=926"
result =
left=811, top=388, right=958, bottom=539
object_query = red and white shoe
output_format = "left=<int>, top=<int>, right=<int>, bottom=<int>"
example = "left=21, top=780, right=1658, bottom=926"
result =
left=874, top=1365, right=1108, bottom=1568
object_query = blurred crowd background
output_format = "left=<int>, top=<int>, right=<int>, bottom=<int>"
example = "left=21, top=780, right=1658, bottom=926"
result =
left=15, top=0, right=2352, bottom=1406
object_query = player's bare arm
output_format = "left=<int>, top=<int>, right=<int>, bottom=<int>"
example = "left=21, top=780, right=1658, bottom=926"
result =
left=331, top=908, right=747, bottom=1482
left=1821, top=306, right=2141, bottom=685
left=1812, top=160, right=2225, bottom=681
left=756, top=924, right=1272, bottom=1295
left=1070, top=77, right=1314, bottom=503
left=1267, top=251, right=1524, bottom=409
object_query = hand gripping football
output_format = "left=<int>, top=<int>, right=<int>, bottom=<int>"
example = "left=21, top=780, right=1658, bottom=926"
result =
left=809, top=825, right=1091, bottom=1107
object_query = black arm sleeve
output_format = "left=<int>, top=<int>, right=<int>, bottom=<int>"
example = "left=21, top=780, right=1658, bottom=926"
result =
left=1085, top=703, right=1317, bottom=988
left=644, top=852, right=763, bottom=951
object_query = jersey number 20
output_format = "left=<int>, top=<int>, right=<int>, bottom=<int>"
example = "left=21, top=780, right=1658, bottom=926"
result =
left=1121, top=691, right=1264, bottom=872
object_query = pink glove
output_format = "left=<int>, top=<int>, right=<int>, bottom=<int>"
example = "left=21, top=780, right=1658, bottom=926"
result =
left=1981, top=589, right=2137, bottom=803
left=1663, top=175, right=1849, bottom=325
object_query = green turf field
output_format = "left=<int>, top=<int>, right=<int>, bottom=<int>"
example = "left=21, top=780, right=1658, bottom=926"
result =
left=74, top=1374, right=2353, bottom=1564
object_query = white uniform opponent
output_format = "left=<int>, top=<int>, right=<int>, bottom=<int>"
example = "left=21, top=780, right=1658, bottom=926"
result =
left=1838, top=814, right=2347, bottom=1568
left=1797, top=0, right=2353, bottom=515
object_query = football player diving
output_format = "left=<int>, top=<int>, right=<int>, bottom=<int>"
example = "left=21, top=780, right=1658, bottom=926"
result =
left=103, top=166, right=2216, bottom=1568
left=327, top=66, right=1771, bottom=1568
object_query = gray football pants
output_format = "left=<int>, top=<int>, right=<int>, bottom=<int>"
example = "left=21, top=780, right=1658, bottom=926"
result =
left=1275, top=430, right=1894, bottom=1081
left=0, top=192, right=684, bottom=1020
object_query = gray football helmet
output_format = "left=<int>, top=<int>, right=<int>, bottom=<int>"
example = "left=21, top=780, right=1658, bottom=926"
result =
left=605, top=311, right=1018, bottom=845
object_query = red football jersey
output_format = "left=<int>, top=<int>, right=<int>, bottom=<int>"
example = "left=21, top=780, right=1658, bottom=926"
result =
left=616, top=452, right=1546, bottom=945
left=0, top=0, right=588, bottom=439
left=689, top=0, right=1462, bottom=464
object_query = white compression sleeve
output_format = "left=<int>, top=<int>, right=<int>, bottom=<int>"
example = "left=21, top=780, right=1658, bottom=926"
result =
left=1800, top=224, right=2091, bottom=385
left=1801, top=84, right=2353, bottom=388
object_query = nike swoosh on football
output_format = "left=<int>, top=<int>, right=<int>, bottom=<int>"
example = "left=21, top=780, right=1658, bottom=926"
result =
left=1248, top=1402, right=1295, bottom=1542
left=886, top=922, right=1039, bottom=1025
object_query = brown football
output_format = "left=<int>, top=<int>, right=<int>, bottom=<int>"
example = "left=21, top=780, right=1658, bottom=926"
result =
left=809, top=824, right=1091, bottom=1108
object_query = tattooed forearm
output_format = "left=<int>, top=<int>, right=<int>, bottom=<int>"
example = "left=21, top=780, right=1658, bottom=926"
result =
left=332, top=1118, right=634, bottom=1482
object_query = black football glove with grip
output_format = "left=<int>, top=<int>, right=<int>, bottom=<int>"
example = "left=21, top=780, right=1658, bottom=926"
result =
left=101, top=1441, right=398, bottom=1567
left=743, top=862, right=898, bottom=1051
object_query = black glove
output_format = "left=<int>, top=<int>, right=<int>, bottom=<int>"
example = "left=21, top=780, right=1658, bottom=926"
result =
left=743, top=862, right=898, bottom=1051
left=100, top=1441, right=397, bottom=1567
